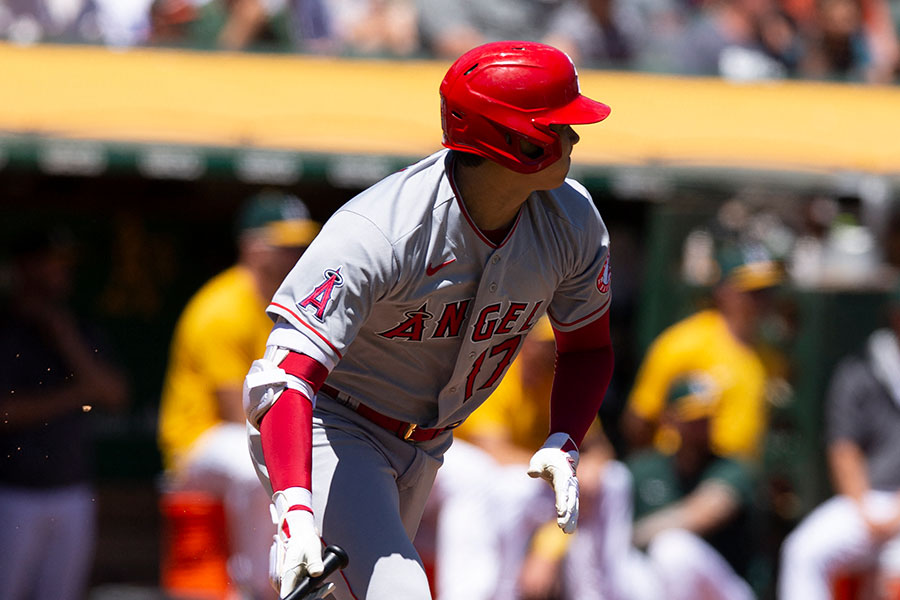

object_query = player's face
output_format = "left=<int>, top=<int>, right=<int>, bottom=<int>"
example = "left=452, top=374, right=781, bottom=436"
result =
left=526, top=124, right=579, bottom=190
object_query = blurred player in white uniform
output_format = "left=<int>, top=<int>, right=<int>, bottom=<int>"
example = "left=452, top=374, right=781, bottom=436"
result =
left=516, top=375, right=757, bottom=600
left=243, top=40, right=615, bottom=600
left=779, top=285, right=900, bottom=599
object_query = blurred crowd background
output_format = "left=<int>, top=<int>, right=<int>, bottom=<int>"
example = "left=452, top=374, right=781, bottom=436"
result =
left=1, top=1, right=900, bottom=599
left=0, top=0, right=899, bottom=83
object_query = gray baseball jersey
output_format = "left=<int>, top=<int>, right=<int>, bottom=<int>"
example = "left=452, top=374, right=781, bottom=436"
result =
left=266, top=149, right=611, bottom=427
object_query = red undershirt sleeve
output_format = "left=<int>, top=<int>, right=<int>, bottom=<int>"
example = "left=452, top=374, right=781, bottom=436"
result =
left=549, top=311, right=614, bottom=447
left=259, top=352, right=328, bottom=494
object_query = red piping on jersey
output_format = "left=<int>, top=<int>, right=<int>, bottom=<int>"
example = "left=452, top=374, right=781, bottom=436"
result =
left=547, top=296, right=610, bottom=328
left=269, top=302, right=344, bottom=360
left=321, top=537, right=361, bottom=600
left=447, top=157, right=521, bottom=249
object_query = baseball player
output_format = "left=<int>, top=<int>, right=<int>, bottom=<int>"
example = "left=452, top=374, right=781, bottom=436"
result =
left=158, top=191, right=320, bottom=598
left=243, top=40, right=615, bottom=600
left=778, top=284, right=900, bottom=599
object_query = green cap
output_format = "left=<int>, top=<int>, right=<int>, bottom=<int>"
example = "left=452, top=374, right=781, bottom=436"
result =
left=715, top=242, right=782, bottom=291
left=238, top=190, right=320, bottom=248
left=666, top=374, right=719, bottom=422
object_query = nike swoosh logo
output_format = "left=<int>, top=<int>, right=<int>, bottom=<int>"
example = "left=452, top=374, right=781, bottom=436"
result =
left=426, top=258, right=456, bottom=276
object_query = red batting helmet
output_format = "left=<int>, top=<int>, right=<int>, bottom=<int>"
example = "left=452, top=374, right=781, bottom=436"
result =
left=440, top=41, right=611, bottom=174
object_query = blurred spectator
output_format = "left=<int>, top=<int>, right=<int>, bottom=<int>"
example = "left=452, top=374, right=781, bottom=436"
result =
left=799, top=0, right=874, bottom=81
left=148, top=0, right=297, bottom=51
left=779, top=0, right=899, bottom=83
left=519, top=375, right=758, bottom=600
left=147, top=0, right=198, bottom=46
left=2, top=0, right=96, bottom=44
left=751, top=6, right=804, bottom=75
left=778, top=282, right=900, bottom=599
left=543, top=0, right=651, bottom=69
left=414, top=0, right=578, bottom=61
left=669, top=0, right=793, bottom=79
left=797, top=0, right=900, bottom=83
left=622, top=241, right=782, bottom=461
left=319, top=0, right=420, bottom=57
left=0, top=225, right=129, bottom=600
left=0, top=0, right=152, bottom=46
left=157, top=190, right=319, bottom=599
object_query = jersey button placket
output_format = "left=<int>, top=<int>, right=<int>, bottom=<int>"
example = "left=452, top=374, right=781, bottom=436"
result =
left=488, top=253, right=500, bottom=293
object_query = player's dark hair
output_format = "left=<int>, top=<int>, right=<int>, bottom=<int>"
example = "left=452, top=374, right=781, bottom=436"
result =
left=450, top=149, right=486, bottom=169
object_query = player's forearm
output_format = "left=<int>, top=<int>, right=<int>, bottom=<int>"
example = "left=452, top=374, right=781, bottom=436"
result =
left=548, top=344, right=613, bottom=447
left=633, top=482, right=739, bottom=547
left=676, top=482, right=741, bottom=535
left=260, top=389, right=314, bottom=493
left=633, top=505, right=683, bottom=548
left=828, top=440, right=871, bottom=503
left=255, top=350, right=329, bottom=495
left=547, top=311, right=614, bottom=446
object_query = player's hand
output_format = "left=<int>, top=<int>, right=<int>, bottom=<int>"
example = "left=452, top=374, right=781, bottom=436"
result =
left=527, top=432, right=580, bottom=534
left=276, top=509, right=325, bottom=597
left=270, top=490, right=324, bottom=597
left=860, top=504, right=900, bottom=542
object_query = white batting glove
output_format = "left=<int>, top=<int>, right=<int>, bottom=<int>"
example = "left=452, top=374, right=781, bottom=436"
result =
left=527, top=432, right=580, bottom=534
left=270, top=488, right=325, bottom=598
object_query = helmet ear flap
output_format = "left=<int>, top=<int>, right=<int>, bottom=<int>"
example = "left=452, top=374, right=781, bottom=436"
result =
left=487, top=119, right=547, bottom=165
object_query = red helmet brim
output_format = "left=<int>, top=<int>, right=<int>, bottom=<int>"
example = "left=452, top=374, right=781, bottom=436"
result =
left=534, top=94, right=611, bottom=127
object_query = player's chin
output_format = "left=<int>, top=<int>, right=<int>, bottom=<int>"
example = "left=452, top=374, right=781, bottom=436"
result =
left=534, top=160, right=570, bottom=190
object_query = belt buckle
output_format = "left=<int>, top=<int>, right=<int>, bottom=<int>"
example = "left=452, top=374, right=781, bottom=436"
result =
left=402, top=423, right=417, bottom=441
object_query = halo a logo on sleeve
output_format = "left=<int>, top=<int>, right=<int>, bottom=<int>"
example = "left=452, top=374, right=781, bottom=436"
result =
left=298, top=267, right=344, bottom=321
left=597, top=254, right=611, bottom=294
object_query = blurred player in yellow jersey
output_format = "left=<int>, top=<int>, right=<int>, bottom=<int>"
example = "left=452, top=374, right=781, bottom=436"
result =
left=157, top=190, right=319, bottom=599
left=622, top=242, right=783, bottom=460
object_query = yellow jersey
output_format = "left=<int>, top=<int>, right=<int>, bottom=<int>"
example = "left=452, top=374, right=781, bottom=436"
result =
left=627, top=309, right=768, bottom=459
left=158, top=266, right=272, bottom=470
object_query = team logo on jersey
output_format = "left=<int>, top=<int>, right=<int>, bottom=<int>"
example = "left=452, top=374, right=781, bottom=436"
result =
left=377, top=299, right=544, bottom=343
left=377, top=304, right=434, bottom=341
left=426, top=257, right=456, bottom=277
left=298, top=267, right=344, bottom=321
left=597, top=254, right=611, bottom=294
